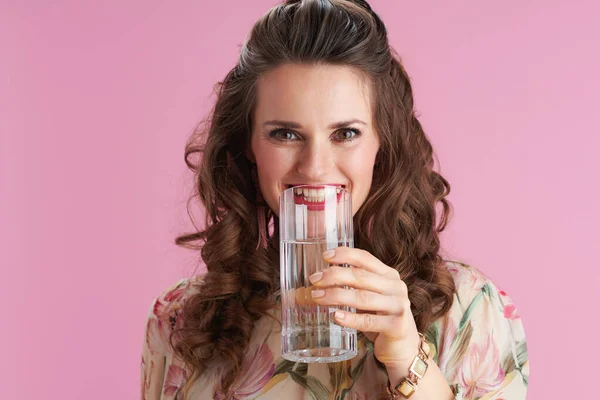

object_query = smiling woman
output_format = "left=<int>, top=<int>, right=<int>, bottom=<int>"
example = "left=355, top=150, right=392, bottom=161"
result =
left=141, top=1, right=528, bottom=399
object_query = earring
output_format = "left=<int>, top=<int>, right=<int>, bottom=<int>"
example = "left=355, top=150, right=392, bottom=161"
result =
left=251, top=163, right=268, bottom=250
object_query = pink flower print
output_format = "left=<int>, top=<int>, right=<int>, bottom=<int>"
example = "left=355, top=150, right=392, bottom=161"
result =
left=464, top=267, right=488, bottom=292
left=146, top=282, right=189, bottom=355
left=446, top=265, right=460, bottom=275
left=503, top=304, right=519, bottom=320
left=145, top=315, right=171, bottom=355
left=163, top=364, right=189, bottom=397
left=447, top=263, right=487, bottom=292
left=498, top=290, right=520, bottom=320
left=154, top=284, right=187, bottom=322
left=141, top=357, right=154, bottom=400
left=164, top=284, right=187, bottom=302
left=457, top=334, right=505, bottom=398
left=214, top=344, right=276, bottom=399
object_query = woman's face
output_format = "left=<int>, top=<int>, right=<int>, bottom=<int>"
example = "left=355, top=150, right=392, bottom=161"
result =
left=250, top=63, right=380, bottom=217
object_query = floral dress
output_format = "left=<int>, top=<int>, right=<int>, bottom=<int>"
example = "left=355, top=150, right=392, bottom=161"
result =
left=141, top=261, right=529, bottom=399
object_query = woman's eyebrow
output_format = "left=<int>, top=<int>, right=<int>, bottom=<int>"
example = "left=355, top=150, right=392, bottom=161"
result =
left=263, top=119, right=367, bottom=129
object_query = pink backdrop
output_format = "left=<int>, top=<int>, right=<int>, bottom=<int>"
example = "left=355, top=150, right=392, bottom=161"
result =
left=1, top=0, right=598, bottom=398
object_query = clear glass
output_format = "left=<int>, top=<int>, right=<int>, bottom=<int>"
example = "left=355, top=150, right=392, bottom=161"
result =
left=279, top=184, right=357, bottom=363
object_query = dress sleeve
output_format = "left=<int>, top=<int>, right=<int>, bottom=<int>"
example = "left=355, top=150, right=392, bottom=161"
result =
left=434, top=266, right=529, bottom=400
left=141, top=295, right=167, bottom=400
left=140, top=278, right=191, bottom=400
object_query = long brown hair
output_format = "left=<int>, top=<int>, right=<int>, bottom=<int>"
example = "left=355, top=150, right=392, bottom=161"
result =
left=170, top=0, right=455, bottom=397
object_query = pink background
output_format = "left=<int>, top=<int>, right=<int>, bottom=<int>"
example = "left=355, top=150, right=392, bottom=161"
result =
left=1, top=0, right=598, bottom=398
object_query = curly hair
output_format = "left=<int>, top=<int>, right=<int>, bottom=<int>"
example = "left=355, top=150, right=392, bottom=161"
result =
left=169, top=0, right=456, bottom=398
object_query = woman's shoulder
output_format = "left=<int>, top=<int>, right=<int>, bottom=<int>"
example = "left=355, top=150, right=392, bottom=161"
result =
left=143, top=275, right=204, bottom=353
left=141, top=276, right=205, bottom=399
left=431, top=261, right=529, bottom=397
left=437, top=259, right=527, bottom=354
left=443, top=259, right=490, bottom=287
left=149, top=275, right=203, bottom=318
left=441, top=260, right=515, bottom=312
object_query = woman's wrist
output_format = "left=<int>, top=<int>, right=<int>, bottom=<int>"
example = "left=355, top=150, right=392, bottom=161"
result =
left=386, top=355, right=455, bottom=400
left=384, top=355, right=418, bottom=382
left=384, top=333, right=445, bottom=399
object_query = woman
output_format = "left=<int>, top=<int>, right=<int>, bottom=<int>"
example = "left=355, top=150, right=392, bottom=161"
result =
left=141, top=1, right=529, bottom=399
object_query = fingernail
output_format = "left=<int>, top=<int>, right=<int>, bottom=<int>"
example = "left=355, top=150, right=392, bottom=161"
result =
left=311, top=289, right=325, bottom=298
left=323, top=250, right=335, bottom=259
left=309, top=272, right=323, bottom=283
left=335, top=310, right=345, bottom=320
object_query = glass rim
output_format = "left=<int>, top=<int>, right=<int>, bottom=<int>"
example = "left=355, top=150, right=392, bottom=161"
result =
left=283, top=184, right=349, bottom=194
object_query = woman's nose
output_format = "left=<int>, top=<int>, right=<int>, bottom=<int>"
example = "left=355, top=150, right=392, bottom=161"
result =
left=295, top=142, right=334, bottom=180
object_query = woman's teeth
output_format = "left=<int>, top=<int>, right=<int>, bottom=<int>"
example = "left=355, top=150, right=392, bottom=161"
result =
left=293, top=187, right=343, bottom=202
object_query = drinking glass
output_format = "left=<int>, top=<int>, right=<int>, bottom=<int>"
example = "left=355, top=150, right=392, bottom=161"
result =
left=279, top=184, right=357, bottom=363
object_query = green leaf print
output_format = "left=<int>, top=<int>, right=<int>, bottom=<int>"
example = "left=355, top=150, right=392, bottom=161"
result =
left=446, top=321, right=473, bottom=372
left=424, top=322, right=441, bottom=364
left=274, top=358, right=297, bottom=375
left=328, top=360, right=353, bottom=400
left=501, top=351, right=516, bottom=375
left=351, top=352, right=368, bottom=381
left=289, top=370, right=330, bottom=400
left=515, top=340, right=528, bottom=368
left=457, top=283, right=491, bottom=331
left=336, top=352, right=369, bottom=399
left=502, top=340, right=529, bottom=386
left=481, top=282, right=494, bottom=297
left=296, top=362, right=308, bottom=376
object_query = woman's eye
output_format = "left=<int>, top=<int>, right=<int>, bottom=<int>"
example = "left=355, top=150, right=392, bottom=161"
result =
left=333, top=128, right=361, bottom=141
left=269, top=129, right=299, bottom=141
left=268, top=127, right=361, bottom=142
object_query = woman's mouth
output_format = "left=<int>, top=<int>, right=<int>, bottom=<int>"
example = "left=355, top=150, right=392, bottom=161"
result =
left=287, top=185, right=346, bottom=211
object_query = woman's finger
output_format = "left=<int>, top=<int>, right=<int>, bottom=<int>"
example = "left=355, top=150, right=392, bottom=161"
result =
left=309, top=266, right=399, bottom=295
left=311, top=287, right=406, bottom=314
left=333, top=309, right=401, bottom=336
left=324, top=247, right=401, bottom=281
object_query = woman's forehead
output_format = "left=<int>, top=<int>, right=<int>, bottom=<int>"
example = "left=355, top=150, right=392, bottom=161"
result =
left=254, top=63, right=373, bottom=127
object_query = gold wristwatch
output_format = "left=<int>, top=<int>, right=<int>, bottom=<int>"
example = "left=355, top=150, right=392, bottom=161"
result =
left=386, top=333, right=431, bottom=399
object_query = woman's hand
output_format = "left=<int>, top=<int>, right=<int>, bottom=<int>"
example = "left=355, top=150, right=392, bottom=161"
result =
left=309, top=246, right=421, bottom=371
